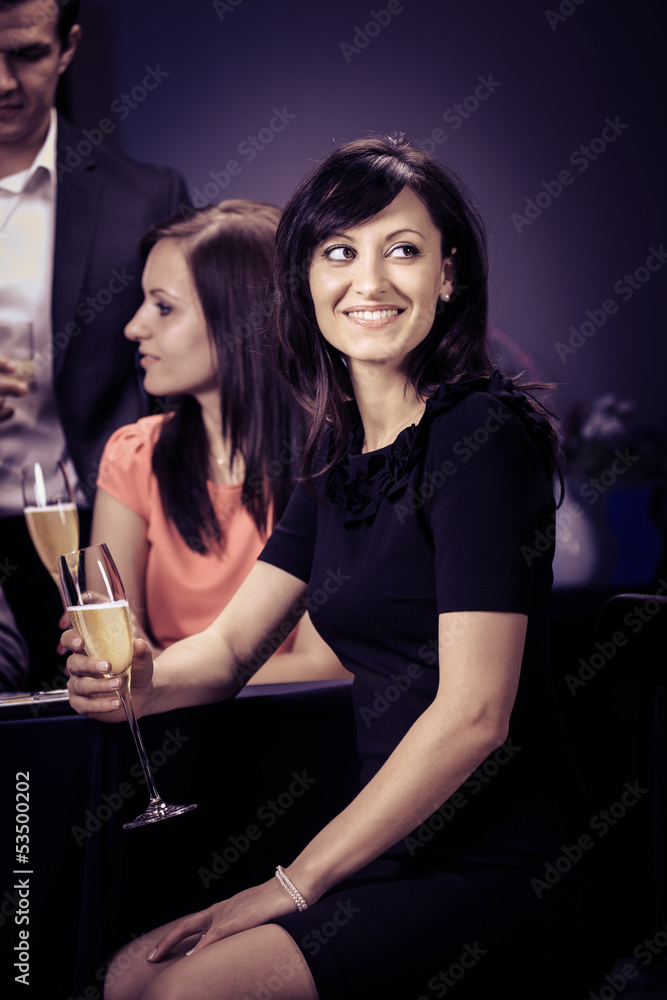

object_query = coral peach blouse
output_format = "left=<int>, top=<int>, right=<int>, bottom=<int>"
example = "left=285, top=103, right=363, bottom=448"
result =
left=97, top=415, right=274, bottom=649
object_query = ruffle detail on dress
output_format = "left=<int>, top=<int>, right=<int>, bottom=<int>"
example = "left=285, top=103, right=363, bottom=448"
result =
left=325, top=424, right=418, bottom=525
left=325, top=372, right=551, bottom=525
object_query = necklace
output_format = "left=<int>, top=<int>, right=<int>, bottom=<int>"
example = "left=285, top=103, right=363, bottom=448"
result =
left=210, top=449, right=245, bottom=486
left=362, top=401, right=426, bottom=453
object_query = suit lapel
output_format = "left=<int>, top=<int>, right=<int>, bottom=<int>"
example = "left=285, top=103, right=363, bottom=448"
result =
left=52, top=116, right=103, bottom=379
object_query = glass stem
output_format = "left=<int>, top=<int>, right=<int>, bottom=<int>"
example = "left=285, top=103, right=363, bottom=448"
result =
left=118, top=689, right=162, bottom=803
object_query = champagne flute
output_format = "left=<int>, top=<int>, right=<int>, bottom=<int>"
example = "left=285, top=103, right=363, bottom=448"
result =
left=21, top=461, right=79, bottom=606
left=59, top=543, right=197, bottom=829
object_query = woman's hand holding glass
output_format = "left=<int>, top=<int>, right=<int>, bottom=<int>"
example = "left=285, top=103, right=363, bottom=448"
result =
left=63, top=624, right=155, bottom=721
left=60, top=543, right=196, bottom=828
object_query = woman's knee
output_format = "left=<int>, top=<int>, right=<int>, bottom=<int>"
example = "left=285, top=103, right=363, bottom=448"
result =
left=141, top=975, right=185, bottom=1000
left=103, top=940, right=150, bottom=1000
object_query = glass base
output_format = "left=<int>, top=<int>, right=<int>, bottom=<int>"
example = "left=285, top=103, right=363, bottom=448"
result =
left=123, top=799, right=197, bottom=830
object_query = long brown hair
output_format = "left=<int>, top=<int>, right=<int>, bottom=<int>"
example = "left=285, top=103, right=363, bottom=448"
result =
left=144, top=200, right=304, bottom=552
left=271, top=134, right=559, bottom=483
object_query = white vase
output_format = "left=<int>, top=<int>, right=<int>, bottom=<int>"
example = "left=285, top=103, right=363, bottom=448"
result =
left=553, top=481, right=617, bottom=588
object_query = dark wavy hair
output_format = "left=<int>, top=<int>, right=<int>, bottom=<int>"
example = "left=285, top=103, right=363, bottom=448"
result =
left=0, top=0, right=80, bottom=47
left=143, top=200, right=304, bottom=553
left=272, top=134, right=559, bottom=482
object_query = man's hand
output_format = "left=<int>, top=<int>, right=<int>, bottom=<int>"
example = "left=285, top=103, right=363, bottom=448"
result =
left=0, top=359, right=30, bottom=422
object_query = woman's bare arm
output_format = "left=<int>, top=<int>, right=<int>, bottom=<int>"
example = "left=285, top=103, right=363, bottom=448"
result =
left=144, top=609, right=527, bottom=961
left=64, top=560, right=308, bottom=721
left=87, top=493, right=349, bottom=683
left=288, top=610, right=525, bottom=898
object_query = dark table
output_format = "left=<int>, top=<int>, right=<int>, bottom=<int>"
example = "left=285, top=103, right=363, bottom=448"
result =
left=0, top=680, right=358, bottom=1000
left=2, top=607, right=666, bottom=999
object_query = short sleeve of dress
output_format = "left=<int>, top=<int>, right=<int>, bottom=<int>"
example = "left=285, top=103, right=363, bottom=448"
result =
left=96, top=416, right=162, bottom=522
left=257, top=478, right=318, bottom=584
left=425, top=391, right=555, bottom=616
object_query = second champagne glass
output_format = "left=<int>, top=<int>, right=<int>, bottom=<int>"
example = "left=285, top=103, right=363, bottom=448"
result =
left=59, top=543, right=197, bottom=829
left=21, top=461, right=79, bottom=605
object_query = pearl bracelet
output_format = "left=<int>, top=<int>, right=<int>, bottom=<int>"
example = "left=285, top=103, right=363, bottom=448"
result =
left=275, top=865, right=308, bottom=912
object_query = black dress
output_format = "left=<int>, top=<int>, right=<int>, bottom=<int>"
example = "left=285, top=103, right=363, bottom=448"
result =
left=259, top=373, right=618, bottom=999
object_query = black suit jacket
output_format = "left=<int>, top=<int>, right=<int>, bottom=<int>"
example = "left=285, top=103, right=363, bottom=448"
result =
left=51, top=116, right=188, bottom=497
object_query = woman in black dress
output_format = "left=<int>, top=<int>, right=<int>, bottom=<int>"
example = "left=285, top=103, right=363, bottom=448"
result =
left=65, top=134, right=617, bottom=1000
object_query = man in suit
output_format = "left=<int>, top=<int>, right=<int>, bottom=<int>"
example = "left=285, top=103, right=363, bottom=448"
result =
left=0, top=583, right=27, bottom=688
left=0, top=0, right=188, bottom=686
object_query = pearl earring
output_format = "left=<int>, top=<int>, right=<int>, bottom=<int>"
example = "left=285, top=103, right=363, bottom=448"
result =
left=442, top=293, right=451, bottom=302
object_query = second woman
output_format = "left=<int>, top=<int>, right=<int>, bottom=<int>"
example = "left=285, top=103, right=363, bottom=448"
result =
left=92, top=199, right=346, bottom=680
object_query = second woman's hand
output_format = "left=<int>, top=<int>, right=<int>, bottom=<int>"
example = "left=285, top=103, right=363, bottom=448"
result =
left=0, top=359, right=30, bottom=422
left=63, top=632, right=155, bottom=722
left=56, top=609, right=72, bottom=656
left=147, top=877, right=303, bottom=962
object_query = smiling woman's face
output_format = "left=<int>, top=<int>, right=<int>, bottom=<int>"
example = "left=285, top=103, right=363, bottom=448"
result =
left=308, top=187, right=455, bottom=373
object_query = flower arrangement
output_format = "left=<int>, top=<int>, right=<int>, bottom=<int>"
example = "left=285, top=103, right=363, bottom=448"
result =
left=561, top=394, right=667, bottom=485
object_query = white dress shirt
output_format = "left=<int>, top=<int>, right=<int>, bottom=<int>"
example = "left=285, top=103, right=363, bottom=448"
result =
left=0, top=110, right=76, bottom=517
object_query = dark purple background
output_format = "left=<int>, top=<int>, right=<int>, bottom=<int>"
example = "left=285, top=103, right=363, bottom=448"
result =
left=66, top=0, right=666, bottom=429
